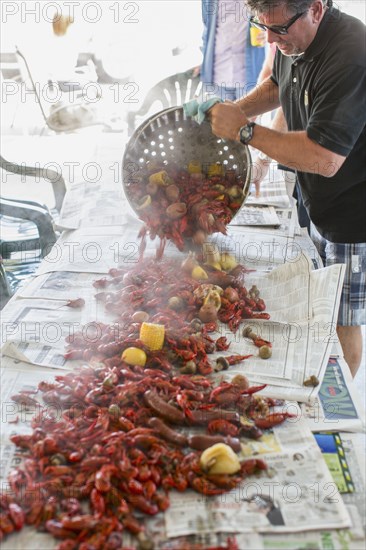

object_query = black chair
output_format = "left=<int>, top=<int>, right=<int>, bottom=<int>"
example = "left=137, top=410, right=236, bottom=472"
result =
left=0, top=154, right=66, bottom=304
left=127, top=68, right=202, bottom=135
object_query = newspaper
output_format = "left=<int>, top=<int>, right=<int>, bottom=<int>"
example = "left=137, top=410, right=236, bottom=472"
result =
left=214, top=225, right=322, bottom=269
left=231, top=206, right=281, bottom=227
left=272, top=207, right=301, bottom=238
left=164, top=416, right=351, bottom=537
left=261, top=530, right=366, bottom=549
left=246, top=163, right=293, bottom=209
left=58, top=178, right=131, bottom=230
left=0, top=297, right=113, bottom=369
left=17, top=271, right=109, bottom=300
left=0, top=297, right=95, bottom=342
left=36, top=224, right=143, bottom=275
left=339, top=433, right=366, bottom=538
left=213, top=254, right=345, bottom=402
left=311, top=431, right=366, bottom=543
left=302, top=356, right=366, bottom=432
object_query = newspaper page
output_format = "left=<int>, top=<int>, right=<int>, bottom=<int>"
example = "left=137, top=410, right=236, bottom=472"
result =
left=271, top=207, right=301, bottom=238
left=231, top=206, right=281, bottom=227
left=36, top=224, right=143, bottom=275
left=210, top=254, right=345, bottom=401
left=17, top=271, right=108, bottom=301
left=246, top=163, right=292, bottom=209
left=58, top=178, right=132, bottom=230
left=165, top=416, right=351, bottom=537
left=302, top=356, right=366, bottom=432
left=261, top=529, right=366, bottom=550
left=0, top=297, right=113, bottom=368
left=339, top=433, right=366, bottom=538
left=214, top=225, right=322, bottom=269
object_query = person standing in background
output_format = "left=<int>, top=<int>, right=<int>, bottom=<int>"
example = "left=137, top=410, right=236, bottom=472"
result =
left=198, top=0, right=266, bottom=100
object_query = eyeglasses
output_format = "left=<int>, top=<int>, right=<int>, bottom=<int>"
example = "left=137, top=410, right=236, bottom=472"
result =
left=249, top=11, right=306, bottom=35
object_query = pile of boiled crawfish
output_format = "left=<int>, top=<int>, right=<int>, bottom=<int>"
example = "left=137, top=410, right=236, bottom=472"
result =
left=3, top=258, right=293, bottom=550
left=125, top=162, right=245, bottom=256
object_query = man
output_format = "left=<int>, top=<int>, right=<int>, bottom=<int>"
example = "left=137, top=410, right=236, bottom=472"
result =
left=210, top=0, right=366, bottom=376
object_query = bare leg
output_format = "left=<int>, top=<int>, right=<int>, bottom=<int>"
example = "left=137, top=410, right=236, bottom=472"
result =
left=336, top=325, right=363, bottom=377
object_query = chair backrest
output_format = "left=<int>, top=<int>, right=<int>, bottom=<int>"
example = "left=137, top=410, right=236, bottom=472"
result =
left=0, top=155, right=64, bottom=300
left=15, top=48, right=110, bottom=134
left=0, top=155, right=66, bottom=213
left=0, top=52, right=22, bottom=82
left=127, top=68, right=202, bottom=135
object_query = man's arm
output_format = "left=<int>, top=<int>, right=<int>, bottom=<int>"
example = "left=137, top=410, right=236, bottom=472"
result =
left=234, top=77, right=280, bottom=118
left=210, top=102, right=346, bottom=177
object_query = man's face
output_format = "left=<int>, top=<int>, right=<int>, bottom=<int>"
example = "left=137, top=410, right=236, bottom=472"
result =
left=257, top=2, right=320, bottom=56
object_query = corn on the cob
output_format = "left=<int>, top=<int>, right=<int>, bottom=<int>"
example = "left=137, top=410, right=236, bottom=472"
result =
left=188, top=161, right=202, bottom=174
left=139, top=322, right=165, bottom=351
left=207, top=163, right=224, bottom=177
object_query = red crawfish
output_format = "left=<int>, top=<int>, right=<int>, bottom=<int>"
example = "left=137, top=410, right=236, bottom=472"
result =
left=254, top=412, right=297, bottom=429
left=209, top=381, right=267, bottom=405
left=207, top=419, right=239, bottom=436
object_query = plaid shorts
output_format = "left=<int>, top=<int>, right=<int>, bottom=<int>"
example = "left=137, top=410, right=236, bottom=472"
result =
left=311, top=225, right=366, bottom=326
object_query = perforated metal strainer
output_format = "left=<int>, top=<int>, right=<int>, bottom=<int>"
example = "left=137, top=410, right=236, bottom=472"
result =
left=123, top=106, right=251, bottom=213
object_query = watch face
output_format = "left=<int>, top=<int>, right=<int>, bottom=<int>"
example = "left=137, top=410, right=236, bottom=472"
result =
left=240, top=125, right=251, bottom=144
left=239, top=123, right=255, bottom=144
left=240, top=127, right=250, bottom=141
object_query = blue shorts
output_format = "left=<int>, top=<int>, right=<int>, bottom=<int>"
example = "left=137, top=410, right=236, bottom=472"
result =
left=311, top=225, right=366, bottom=326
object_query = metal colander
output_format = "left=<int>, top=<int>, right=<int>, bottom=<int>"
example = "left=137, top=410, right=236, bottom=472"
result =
left=123, top=106, right=251, bottom=209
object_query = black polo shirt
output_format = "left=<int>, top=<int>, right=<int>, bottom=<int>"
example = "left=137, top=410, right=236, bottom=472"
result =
left=271, top=7, right=366, bottom=243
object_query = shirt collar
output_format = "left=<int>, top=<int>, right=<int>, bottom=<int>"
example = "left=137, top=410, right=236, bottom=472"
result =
left=302, top=6, right=338, bottom=62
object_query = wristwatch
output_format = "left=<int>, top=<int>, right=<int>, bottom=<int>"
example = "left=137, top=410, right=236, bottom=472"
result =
left=239, top=122, right=256, bottom=145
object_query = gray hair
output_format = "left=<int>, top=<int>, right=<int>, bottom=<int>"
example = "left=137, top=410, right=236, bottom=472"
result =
left=246, top=0, right=331, bottom=16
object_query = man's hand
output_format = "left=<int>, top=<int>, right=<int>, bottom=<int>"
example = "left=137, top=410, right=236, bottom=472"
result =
left=251, top=155, right=271, bottom=197
left=210, top=102, right=248, bottom=141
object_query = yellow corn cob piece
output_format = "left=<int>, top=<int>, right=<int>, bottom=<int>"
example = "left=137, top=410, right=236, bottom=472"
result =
left=139, top=322, right=165, bottom=351
left=188, top=161, right=202, bottom=174
left=121, top=347, right=147, bottom=367
left=207, top=163, right=224, bottom=177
